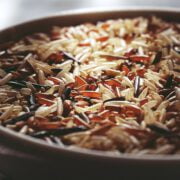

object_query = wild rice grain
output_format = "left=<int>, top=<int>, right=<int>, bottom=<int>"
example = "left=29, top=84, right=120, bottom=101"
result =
left=0, top=16, right=179, bottom=155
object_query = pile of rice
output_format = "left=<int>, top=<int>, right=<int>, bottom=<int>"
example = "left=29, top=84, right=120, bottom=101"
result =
left=0, top=16, right=179, bottom=155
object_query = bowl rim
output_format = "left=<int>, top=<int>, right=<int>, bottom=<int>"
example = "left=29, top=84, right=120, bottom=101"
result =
left=0, top=6, right=180, bottom=32
left=0, top=7, right=180, bottom=162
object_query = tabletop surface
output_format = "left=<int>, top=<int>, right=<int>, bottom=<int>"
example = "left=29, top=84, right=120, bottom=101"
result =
left=0, top=0, right=179, bottom=30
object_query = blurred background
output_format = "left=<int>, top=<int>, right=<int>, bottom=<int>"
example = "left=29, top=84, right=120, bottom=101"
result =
left=0, top=0, right=179, bottom=29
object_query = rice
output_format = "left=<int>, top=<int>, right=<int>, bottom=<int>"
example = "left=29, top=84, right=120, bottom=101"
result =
left=0, top=16, right=179, bottom=155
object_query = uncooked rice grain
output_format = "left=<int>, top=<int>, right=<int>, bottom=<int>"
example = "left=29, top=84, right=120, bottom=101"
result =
left=0, top=16, right=179, bottom=155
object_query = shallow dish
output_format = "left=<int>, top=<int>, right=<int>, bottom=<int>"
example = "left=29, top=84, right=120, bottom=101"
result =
left=0, top=8, right=180, bottom=180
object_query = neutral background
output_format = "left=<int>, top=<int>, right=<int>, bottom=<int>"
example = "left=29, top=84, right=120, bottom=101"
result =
left=0, top=0, right=180, bottom=29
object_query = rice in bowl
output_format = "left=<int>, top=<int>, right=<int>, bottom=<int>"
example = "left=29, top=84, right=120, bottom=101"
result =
left=0, top=16, right=179, bottom=155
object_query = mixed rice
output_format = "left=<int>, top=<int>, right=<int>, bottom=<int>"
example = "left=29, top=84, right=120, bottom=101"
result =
left=0, top=16, right=180, bottom=155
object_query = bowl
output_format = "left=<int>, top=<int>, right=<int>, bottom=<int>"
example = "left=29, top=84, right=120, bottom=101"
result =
left=0, top=8, right=180, bottom=180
